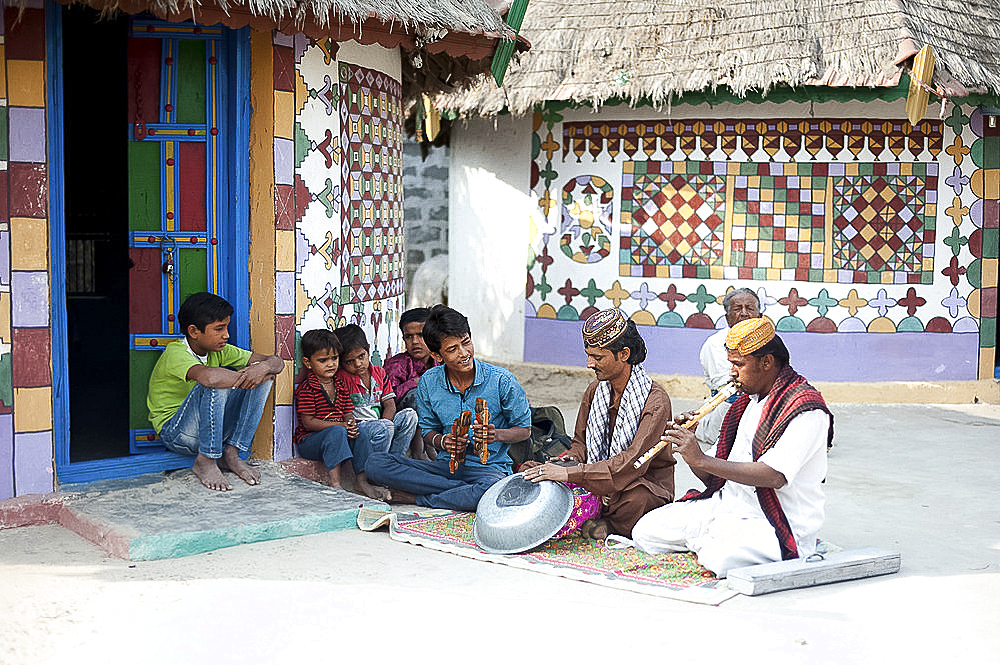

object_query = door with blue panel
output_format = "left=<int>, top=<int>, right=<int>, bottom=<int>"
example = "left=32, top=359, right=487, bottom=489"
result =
left=127, top=21, right=226, bottom=453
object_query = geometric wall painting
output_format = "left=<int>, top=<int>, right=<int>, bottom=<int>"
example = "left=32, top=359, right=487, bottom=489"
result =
left=339, top=62, right=404, bottom=303
left=560, top=175, right=613, bottom=263
left=729, top=162, right=828, bottom=280
left=621, top=161, right=726, bottom=278
left=831, top=162, right=937, bottom=284
left=620, top=161, right=938, bottom=284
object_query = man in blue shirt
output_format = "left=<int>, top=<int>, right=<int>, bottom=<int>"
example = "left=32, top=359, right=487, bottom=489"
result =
left=365, top=305, right=532, bottom=510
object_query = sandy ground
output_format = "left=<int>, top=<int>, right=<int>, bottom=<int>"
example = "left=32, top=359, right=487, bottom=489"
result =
left=2, top=387, right=999, bottom=664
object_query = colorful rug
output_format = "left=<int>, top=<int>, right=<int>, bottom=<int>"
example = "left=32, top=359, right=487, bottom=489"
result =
left=357, top=508, right=738, bottom=605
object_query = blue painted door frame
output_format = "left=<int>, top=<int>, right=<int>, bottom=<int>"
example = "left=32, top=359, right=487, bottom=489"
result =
left=46, top=3, right=252, bottom=484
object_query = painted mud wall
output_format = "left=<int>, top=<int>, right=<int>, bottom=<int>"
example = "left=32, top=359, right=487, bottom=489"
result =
left=449, top=114, right=532, bottom=361
left=453, top=99, right=998, bottom=382
left=272, top=35, right=405, bottom=460
left=0, top=2, right=55, bottom=499
left=0, top=13, right=408, bottom=497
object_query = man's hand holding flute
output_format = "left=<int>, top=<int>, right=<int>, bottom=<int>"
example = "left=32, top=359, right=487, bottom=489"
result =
left=660, top=421, right=706, bottom=477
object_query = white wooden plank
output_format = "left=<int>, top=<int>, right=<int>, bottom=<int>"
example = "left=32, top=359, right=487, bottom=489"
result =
left=727, top=547, right=901, bottom=596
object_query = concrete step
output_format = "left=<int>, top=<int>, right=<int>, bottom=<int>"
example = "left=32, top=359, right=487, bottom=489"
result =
left=1, top=461, right=386, bottom=561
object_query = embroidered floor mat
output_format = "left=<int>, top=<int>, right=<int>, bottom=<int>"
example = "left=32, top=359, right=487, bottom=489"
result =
left=358, top=508, right=738, bottom=605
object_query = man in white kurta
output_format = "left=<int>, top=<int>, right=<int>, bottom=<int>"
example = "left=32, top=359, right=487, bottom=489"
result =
left=633, top=395, right=828, bottom=576
left=696, top=288, right=760, bottom=447
left=632, top=317, right=832, bottom=578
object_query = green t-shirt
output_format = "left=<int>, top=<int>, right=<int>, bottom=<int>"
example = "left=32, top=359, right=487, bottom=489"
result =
left=146, top=340, right=253, bottom=433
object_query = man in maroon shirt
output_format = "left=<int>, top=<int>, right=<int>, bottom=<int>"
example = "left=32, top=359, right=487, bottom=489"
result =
left=523, top=308, right=674, bottom=540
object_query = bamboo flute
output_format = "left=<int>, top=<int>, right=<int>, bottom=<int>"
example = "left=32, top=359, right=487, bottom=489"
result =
left=633, top=382, right=739, bottom=469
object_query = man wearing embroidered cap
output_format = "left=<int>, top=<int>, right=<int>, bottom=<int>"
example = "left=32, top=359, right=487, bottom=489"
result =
left=631, top=317, right=834, bottom=577
left=524, top=308, right=674, bottom=540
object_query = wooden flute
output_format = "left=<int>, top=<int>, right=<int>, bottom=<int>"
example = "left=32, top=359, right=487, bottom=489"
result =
left=474, top=398, right=490, bottom=464
left=449, top=410, right=473, bottom=473
left=633, top=382, right=739, bottom=469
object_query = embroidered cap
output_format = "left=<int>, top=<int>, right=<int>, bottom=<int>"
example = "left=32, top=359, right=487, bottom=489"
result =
left=725, top=317, right=775, bottom=355
left=582, top=308, right=628, bottom=348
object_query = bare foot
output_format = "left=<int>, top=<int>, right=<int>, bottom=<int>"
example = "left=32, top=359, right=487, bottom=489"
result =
left=326, top=467, right=343, bottom=489
left=192, top=454, right=231, bottom=491
left=369, top=485, right=393, bottom=501
left=386, top=489, right=417, bottom=504
left=354, top=473, right=392, bottom=501
left=339, top=463, right=357, bottom=492
left=219, top=446, right=261, bottom=486
left=580, top=519, right=610, bottom=541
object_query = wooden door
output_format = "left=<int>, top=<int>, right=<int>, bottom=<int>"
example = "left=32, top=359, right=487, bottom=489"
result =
left=126, top=20, right=227, bottom=454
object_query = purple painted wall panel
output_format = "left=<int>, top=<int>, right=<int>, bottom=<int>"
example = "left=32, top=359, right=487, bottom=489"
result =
left=8, top=107, right=46, bottom=163
left=10, top=271, right=49, bottom=327
left=524, top=317, right=980, bottom=382
left=273, top=404, right=293, bottom=461
left=524, top=318, right=712, bottom=376
left=274, top=138, right=294, bottom=186
left=275, top=271, right=294, bottom=316
left=13, top=430, right=53, bottom=495
left=0, top=414, right=12, bottom=500
left=0, top=230, right=10, bottom=285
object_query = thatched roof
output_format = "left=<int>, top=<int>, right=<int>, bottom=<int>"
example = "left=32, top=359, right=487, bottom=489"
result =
left=52, top=0, right=515, bottom=57
left=440, top=0, right=1000, bottom=116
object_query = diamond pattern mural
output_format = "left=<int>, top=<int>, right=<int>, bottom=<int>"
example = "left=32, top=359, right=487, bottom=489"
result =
left=339, top=62, right=404, bottom=303
left=831, top=163, right=937, bottom=283
left=621, top=161, right=726, bottom=277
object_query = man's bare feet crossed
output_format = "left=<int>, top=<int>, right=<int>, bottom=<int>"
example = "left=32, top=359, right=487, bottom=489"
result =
left=192, top=445, right=261, bottom=491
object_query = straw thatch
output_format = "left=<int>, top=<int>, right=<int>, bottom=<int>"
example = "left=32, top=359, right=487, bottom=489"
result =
left=53, top=0, right=515, bottom=37
left=440, top=0, right=1000, bottom=116
left=39, top=0, right=518, bottom=105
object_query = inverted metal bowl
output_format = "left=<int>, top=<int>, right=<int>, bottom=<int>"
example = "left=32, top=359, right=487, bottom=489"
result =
left=472, top=473, right=574, bottom=554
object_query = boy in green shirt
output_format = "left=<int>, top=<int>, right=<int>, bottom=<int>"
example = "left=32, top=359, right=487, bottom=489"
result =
left=147, top=292, right=284, bottom=491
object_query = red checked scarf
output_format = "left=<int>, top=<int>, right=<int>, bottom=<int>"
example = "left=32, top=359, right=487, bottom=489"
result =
left=680, top=365, right=833, bottom=560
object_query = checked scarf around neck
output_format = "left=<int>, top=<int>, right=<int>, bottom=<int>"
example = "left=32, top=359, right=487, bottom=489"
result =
left=585, top=365, right=653, bottom=463
left=681, top=364, right=833, bottom=560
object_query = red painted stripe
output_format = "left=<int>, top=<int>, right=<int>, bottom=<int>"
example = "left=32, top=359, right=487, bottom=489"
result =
left=129, top=247, right=164, bottom=334
left=178, top=142, right=207, bottom=232
left=0, top=493, right=63, bottom=528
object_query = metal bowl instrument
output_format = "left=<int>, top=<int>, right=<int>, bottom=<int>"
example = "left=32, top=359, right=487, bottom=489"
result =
left=472, top=472, right=574, bottom=554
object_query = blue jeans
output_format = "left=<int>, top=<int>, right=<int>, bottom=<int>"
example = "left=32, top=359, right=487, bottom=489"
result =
left=159, top=380, right=273, bottom=459
left=296, top=425, right=375, bottom=474
left=357, top=408, right=418, bottom=456
left=365, top=453, right=507, bottom=511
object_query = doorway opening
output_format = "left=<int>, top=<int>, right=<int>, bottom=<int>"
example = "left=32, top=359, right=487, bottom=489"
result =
left=62, top=6, right=130, bottom=462
left=49, top=5, right=251, bottom=482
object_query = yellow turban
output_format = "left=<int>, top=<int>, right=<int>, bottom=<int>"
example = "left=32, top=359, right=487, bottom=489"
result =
left=725, top=317, right=775, bottom=355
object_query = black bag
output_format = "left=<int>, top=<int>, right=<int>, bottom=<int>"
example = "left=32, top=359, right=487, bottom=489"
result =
left=508, top=405, right=572, bottom=467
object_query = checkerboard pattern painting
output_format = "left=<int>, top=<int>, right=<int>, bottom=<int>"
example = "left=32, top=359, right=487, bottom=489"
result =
left=729, top=162, right=829, bottom=281
left=619, top=161, right=939, bottom=284
left=339, top=62, right=404, bottom=303
left=830, top=162, right=937, bottom=283
left=621, top=161, right=726, bottom=278
left=531, top=109, right=991, bottom=379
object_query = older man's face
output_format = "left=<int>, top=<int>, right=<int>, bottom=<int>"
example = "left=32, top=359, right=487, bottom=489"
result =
left=725, top=292, right=760, bottom=328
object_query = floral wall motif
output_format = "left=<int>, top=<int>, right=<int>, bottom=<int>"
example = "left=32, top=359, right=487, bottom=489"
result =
left=291, top=39, right=403, bottom=373
left=526, top=104, right=997, bottom=381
